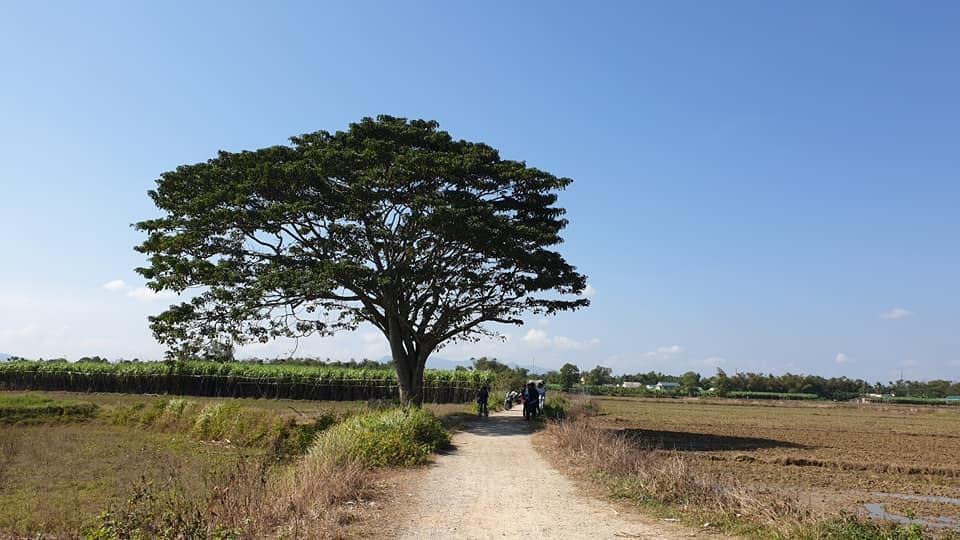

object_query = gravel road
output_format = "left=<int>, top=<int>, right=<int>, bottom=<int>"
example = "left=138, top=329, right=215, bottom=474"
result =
left=396, top=407, right=715, bottom=539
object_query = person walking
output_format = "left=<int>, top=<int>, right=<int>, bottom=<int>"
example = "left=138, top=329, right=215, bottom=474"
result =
left=537, top=381, right=546, bottom=413
left=523, top=382, right=538, bottom=420
left=476, top=384, right=489, bottom=417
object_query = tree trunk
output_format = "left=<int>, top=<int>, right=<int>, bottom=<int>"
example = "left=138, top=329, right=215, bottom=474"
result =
left=396, top=358, right=424, bottom=407
left=388, top=315, right=426, bottom=407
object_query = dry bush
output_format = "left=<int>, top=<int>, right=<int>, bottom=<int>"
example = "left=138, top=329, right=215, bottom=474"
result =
left=261, top=455, right=372, bottom=537
left=200, top=453, right=373, bottom=539
left=542, top=418, right=811, bottom=535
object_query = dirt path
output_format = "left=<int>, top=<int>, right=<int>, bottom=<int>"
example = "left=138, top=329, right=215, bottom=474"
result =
left=396, top=408, right=715, bottom=539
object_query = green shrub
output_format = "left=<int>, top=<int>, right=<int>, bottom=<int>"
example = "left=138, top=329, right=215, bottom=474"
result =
left=310, top=407, right=449, bottom=467
left=191, top=402, right=283, bottom=447
left=541, top=395, right=568, bottom=420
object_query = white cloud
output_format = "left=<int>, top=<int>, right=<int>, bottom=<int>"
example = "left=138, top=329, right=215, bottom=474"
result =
left=656, top=345, right=684, bottom=354
left=580, top=284, right=597, bottom=298
left=880, top=308, right=914, bottom=320
left=126, top=287, right=177, bottom=302
left=834, top=353, right=851, bottom=365
left=102, top=279, right=127, bottom=291
left=523, top=328, right=549, bottom=347
left=102, top=279, right=177, bottom=302
left=522, top=329, right=599, bottom=351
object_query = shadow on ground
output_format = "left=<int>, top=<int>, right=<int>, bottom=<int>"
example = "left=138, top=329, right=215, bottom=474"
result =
left=616, top=428, right=805, bottom=451
left=441, top=409, right=534, bottom=439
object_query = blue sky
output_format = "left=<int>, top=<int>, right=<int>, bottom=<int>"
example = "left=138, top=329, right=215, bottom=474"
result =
left=1, top=2, right=957, bottom=382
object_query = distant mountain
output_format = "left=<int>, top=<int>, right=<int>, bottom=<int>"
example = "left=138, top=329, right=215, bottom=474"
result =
left=425, top=356, right=472, bottom=370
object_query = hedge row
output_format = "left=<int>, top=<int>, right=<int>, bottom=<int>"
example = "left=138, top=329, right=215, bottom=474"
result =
left=0, top=361, right=493, bottom=403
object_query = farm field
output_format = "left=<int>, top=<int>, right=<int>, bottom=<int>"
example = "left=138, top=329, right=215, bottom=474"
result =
left=0, top=390, right=465, bottom=536
left=593, top=396, right=960, bottom=525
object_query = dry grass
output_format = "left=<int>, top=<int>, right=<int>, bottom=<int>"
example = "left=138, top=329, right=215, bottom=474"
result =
left=81, top=434, right=389, bottom=539
left=82, top=406, right=453, bottom=538
left=1, top=392, right=465, bottom=538
left=0, top=440, right=15, bottom=484
left=539, top=399, right=812, bottom=536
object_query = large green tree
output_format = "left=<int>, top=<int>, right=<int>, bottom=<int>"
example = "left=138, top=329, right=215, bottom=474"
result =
left=135, top=116, right=588, bottom=405
left=558, top=363, right=581, bottom=390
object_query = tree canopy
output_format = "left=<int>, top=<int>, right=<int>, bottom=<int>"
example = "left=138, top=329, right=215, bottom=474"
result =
left=135, top=116, right=588, bottom=404
left=559, top=363, right=581, bottom=390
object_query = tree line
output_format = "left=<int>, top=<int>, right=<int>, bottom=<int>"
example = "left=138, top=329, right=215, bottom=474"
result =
left=538, top=363, right=960, bottom=400
left=451, top=358, right=959, bottom=400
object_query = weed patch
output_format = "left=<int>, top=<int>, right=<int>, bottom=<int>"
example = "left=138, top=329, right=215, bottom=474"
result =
left=108, top=397, right=337, bottom=459
left=310, top=407, right=450, bottom=467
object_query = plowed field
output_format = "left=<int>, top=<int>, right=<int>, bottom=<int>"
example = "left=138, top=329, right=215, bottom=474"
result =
left=595, top=396, right=960, bottom=524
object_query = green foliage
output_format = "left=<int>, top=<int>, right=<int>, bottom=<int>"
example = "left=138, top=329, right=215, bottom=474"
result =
left=0, top=360, right=493, bottom=403
left=559, top=363, right=580, bottom=391
left=540, top=395, right=568, bottom=420
left=470, top=357, right=531, bottom=392
left=679, top=371, right=701, bottom=395
left=310, top=407, right=450, bottom=467
left=0, top=394, right=97, bottom=424
left=133, top=115, right=587, bottom=404
left=582, top=365, right=613, bottom=386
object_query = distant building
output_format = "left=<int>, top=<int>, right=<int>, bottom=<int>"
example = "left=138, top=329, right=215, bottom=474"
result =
left=621, top=381, right=645, bottom=388
left=947, top=396, right=960, bottom=402
left=646, top=381, right=681, bottom=391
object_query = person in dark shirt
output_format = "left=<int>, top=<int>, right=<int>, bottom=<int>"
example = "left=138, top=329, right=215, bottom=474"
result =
left=476, top=384, right=489, bottom=417
left=523, top=382, right=538, bottom=420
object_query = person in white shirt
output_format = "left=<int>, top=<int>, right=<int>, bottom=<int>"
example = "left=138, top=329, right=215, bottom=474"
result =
left=537, top=381, right=546, bottom=413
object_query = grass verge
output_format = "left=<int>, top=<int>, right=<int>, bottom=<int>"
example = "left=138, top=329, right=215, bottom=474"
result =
left=84, top=406, right=449, bottom=539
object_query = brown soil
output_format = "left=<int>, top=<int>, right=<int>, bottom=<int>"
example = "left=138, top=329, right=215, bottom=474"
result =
left=594, top=397, right=960, bottom=520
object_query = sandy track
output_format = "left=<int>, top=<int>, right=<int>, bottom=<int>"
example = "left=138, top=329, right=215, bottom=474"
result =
left=396, top=407, right=712, bottom=539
